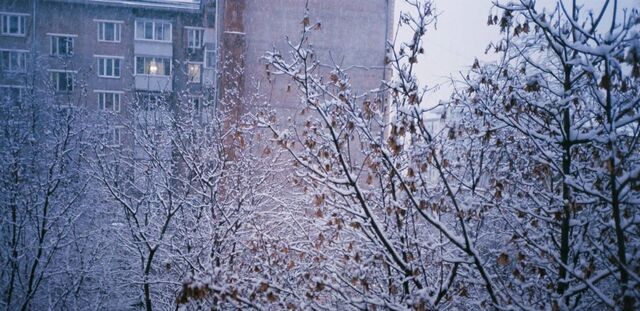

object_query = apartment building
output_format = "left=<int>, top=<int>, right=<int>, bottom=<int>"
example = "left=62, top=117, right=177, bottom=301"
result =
left=0, top=0, right=393, bottom=145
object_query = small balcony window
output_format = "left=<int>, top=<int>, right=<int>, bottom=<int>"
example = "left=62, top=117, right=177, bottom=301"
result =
left=135, top=20, right=171, bottom=42
left=135, top=56, right=171, bottom=76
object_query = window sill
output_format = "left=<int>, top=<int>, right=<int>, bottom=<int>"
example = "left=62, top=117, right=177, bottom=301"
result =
left=133, top=74, right=172, bottom=77
left=98, top=39, right=122, bottom=43
left=97, top=75, right=121, bottom=79
left=134, top=38, right=172, bottom=44
left=1, top=33, right=27, bottom=37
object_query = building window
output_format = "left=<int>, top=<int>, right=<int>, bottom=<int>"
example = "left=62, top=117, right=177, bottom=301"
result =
left=107, top=127, right=122, bottom=146
left=187, top=63, right=201, bottom=83
left=97, top=91, right=121, bottom=112
left=136, top=92, right=164, bottom=110
left=97, top=57, right=121, bottom=78
left=187, top=28, right=203, bottom=51
left=0, top=50, right=27, bottom=72
left=50, top=35, right=74, bottom=56
left=50, top=71, right=74, bottom=92
left=135, top=20, right=171, bottom=42
left=205, top=1, right=216, bottom=28
left=1, top=14, right=27, bottom=36
left=205, top=50, right=216, bottom=68
left=97, top=21, right=121, bottom=42
left=0, top=86, right=23, bottom=104
left=135, top=56, right=171, bottom=76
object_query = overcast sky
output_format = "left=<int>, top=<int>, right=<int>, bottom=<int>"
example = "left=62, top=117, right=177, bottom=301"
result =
left=396, top=0, right=640, bottom=107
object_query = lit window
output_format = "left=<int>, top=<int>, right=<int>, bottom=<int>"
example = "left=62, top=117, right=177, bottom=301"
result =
left=135, top=20, right=171, bottom=42
left=97, top=92, right=121, bottom=112
left=50, top=36, right=74, bottom=56
left=97, top=21, right=121, bottom=42
left=1, top=14, right=27, bottom=36
left=0, top=50, right=27, bottom=72
left=187, top=28, right=203, bottom=51
left=188, top=63, right=201, bottom=83
left=50, top=71, right=74, bottom=92
left=97, top=57, right=121, bottom=78
left=135, top=56, right=171, bottom=76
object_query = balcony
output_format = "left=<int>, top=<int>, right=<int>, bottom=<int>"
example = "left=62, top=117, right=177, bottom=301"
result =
left=135, top=75, right=172, bottom=91
left=134, top=41, right=172, bottom=57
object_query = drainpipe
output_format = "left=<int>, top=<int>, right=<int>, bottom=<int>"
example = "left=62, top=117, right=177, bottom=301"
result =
left=214, top=0, right=220, bottom=109
left=31, top=0, right=36, bottom=93
left=383, top=0, right=390, bottom=83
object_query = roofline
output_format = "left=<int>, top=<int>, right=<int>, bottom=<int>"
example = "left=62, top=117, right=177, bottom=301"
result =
left=43, top=0, right=201, bottom=13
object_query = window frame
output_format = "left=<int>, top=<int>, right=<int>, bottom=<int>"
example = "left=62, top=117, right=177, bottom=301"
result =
left=48, top=70, right=76, bottom=92
left=1, top=13, right=28, bottom=36
left=107, top=126, right=123, bottom=146
left=48, top=34, right=76, bottom=56
left=0, top=49, right=28, bottom=73
left=0, top=84, right=25, bottom=104
left=134, top=19, right=172, bottom=42
left=95, top=90, right=123, bottom=112
left=205, top=48, right=216, bottom=69
left=95, top=19, right=123, bottom=43
left=134, top=56, right=172, bottom=76
left=95, top=55, right=123, bottom=78
left=186, top=27, right=204, bottom=50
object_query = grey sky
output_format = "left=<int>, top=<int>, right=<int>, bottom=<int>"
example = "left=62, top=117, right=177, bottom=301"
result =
left=396, top=0, right=640, bottom=108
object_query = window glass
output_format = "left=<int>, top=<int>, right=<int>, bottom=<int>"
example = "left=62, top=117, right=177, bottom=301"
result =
left=162, top=58, right=171, bottom=75
left=144, top=21, right=153, bottom=39
left=114, top=59, right=120, bottom=76
left=136, top=57, right=144, bottom=74
left=51, top=36, right=74, bottom=56
left=0, top=51, right=7, bottom=69
left=98, top=58, right=121, bottom=77
left=135, top=21, right=144, bottom=39
left=188, top=63, right=201, bottom=83
left=135, top=20, right=170, bottom=41
left=206, top=50, right=216, bottom=68
left=0, top=87, right=22, bottom=105
left=104, top=23, right=114, bottom=41
left=9, top=16, right=18, bottom=33
left=52, top=72, right=73, bottom=92
left=136, top=56, right=171, bottom=75
left=0, top=51, right=26, bottom=72
left=2, top=15, right=26, bottom=35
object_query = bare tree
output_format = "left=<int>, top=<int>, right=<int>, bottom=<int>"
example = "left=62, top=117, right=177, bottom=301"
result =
left=448, top=0, right=640, bottom=309
left=0, top=67, right=97, bottom=310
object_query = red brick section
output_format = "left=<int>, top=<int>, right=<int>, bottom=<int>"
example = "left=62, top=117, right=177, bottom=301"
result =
left=220, top=0, right=246, bottom=123
left=219, top=0, right=246, bottom=160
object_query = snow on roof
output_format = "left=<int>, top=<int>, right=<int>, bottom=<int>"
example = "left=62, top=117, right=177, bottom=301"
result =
left=52, top=0, right=201, bottom=12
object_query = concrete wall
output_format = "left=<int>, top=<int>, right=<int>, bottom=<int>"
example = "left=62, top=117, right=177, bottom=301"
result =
left=242, top=0, right=394, bottom=118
